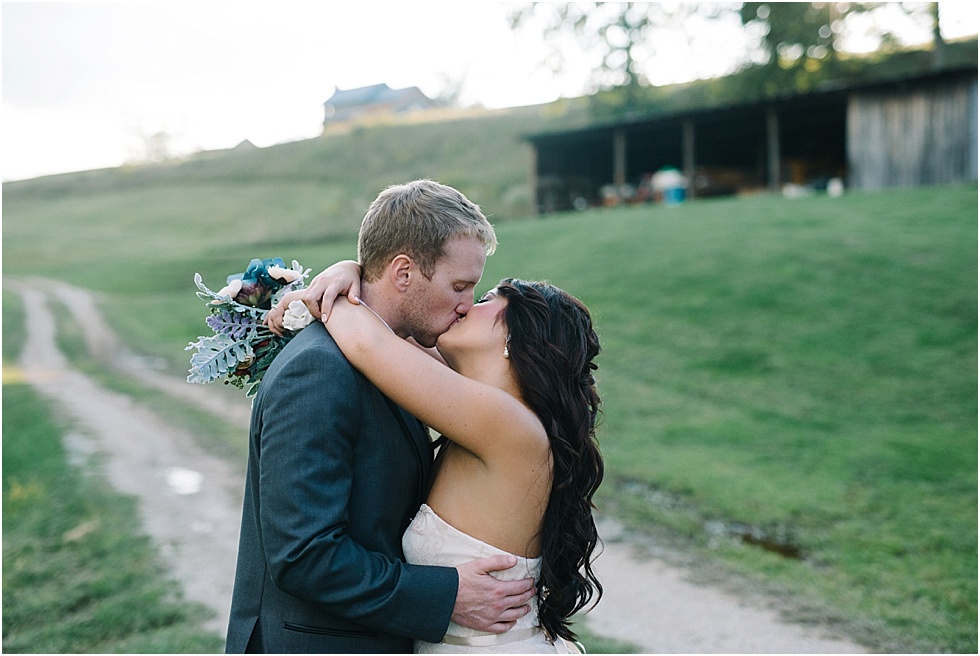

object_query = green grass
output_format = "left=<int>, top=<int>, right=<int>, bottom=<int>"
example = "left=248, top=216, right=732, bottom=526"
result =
left=3, top=107, right=977, bottom=651
left=2, top=291, right=225, bottom=653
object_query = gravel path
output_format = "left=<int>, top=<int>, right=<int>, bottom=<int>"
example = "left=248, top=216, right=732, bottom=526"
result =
left=13, top=282, right=868, bottom=653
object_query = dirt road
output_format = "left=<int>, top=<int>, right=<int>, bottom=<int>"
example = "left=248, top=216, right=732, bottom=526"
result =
left=13, top=282, right=868, bottom=653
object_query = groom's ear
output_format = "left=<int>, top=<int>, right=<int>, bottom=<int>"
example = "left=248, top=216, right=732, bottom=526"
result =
left=389, top=254, right=414, bottom=292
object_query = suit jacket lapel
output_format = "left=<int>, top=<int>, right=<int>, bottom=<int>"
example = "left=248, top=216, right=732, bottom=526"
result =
left=381, top=395, right=431, bottom=504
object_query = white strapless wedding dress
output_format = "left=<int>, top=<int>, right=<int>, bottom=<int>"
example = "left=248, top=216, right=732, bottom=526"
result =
left=403, top=504, right=579, bottom=654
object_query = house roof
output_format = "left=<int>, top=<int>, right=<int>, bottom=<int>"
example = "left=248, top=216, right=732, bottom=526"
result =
left=325, top=83, right=426, bottom=108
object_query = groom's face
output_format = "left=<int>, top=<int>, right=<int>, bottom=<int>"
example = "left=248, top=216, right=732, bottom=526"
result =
left=401, top=235, right=487, bottom=348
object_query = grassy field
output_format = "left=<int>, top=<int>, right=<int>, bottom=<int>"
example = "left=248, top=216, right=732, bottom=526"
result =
left=1, top=291, right=225, bottom=653
left=3, top=110, right=976, bottom=651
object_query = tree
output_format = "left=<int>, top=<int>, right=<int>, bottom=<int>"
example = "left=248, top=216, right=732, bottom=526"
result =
left=507, top=2, right=696, bottom=110
left=928, top=2, right=947, bottom=67
left=509, top=2, right=961, bottom=113
left=435, top=70, right=468, bottom=108
left=128, top=128, right=175, bottom=165
left=738, top=2, right=948, bottom=93
left=739, top=2, right=866, bottom=92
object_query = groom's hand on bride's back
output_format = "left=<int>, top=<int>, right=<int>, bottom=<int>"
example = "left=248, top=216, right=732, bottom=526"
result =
left=451, top=555, right=536, bottom=634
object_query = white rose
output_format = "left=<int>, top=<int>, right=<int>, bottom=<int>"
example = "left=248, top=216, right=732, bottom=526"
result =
left=213, top=278, right=243, bottom=303
left=267, top=265, right=302, bottom=284
left=282, top=300, right=315, bottom=331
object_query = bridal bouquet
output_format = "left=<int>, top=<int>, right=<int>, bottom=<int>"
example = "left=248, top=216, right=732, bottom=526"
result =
left=186, top=257, right=313, bottom=397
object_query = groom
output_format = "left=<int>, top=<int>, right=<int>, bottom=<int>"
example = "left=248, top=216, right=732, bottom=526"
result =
left=225, top=180, right=534, bottom=653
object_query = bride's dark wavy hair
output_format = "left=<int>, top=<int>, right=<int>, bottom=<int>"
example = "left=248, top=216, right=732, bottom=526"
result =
left=495, top=278, right=604, bottom=642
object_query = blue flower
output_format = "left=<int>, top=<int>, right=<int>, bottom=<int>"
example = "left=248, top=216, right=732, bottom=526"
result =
left=224, top=257, right=288, bottom=309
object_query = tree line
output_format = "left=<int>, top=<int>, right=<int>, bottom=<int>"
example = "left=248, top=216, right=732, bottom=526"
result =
left=507, top=2, right=966, bottom=116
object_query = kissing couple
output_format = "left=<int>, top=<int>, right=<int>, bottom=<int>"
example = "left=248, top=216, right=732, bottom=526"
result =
left=225, top=180, right=604, bottom=653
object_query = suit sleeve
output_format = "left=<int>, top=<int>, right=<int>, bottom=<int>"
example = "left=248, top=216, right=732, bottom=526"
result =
left=255, top=334, right=457, bottom=642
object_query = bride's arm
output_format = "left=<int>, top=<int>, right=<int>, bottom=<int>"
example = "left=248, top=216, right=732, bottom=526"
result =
left=406, top=337, right=448, bottom=365
left=325, top=301, right=545, bottom=462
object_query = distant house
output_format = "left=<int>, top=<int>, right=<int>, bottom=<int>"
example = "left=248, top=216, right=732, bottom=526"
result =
left=323, top=83, right=441, bottom=127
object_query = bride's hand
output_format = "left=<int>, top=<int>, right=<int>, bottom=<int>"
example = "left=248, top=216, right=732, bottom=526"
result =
left=302, top=260, right=362, bottom=325
left=265, top=289, right=306, bottom=336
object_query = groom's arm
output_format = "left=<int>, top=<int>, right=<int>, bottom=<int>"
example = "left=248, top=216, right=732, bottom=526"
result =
left=255, top=333, right=456, bottom=642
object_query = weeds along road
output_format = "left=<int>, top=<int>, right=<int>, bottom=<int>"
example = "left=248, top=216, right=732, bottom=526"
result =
left=14, top=281, right=868, bottom=653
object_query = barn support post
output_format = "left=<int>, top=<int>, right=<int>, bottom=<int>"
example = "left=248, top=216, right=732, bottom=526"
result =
left=766, top=108, right=781, bottom=191
left=682, top=118, right=696, bottom=197
left=968, top=79, right=978, bottom=182
left=613, top=128, right=627, bottom=188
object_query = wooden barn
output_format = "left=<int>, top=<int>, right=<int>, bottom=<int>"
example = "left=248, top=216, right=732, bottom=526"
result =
left=526, top=65, right=978, bottom=213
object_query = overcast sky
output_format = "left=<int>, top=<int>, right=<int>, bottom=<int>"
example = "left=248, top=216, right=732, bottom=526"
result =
left=2, top=1, right=976, bottom=182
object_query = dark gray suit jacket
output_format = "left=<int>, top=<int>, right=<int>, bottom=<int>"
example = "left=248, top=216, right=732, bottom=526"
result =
left=225, top=322, right=457, bottom=653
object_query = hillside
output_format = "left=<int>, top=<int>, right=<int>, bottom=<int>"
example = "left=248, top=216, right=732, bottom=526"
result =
left=3, top=100, right=593, bottom=224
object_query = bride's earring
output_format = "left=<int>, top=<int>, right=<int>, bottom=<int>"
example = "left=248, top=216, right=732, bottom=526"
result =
left=503, top=335, right=511, bottom=359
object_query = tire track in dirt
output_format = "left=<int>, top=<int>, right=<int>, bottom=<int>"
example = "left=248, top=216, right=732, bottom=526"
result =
left=13, top=281, right=868, bottom=653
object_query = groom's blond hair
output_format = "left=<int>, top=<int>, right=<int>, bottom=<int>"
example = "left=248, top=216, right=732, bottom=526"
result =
left=358, top=180, right=497, bottom=283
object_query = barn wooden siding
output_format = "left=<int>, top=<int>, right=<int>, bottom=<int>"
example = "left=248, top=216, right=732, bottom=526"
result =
left=848, top=75, right=979, bottom=189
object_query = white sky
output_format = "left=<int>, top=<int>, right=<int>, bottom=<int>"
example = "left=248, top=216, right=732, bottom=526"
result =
left=2, top=1, right=976, bottom=182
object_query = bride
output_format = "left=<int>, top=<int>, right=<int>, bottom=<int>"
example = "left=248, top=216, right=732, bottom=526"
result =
left=271, top=270, right=604, bottom=653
